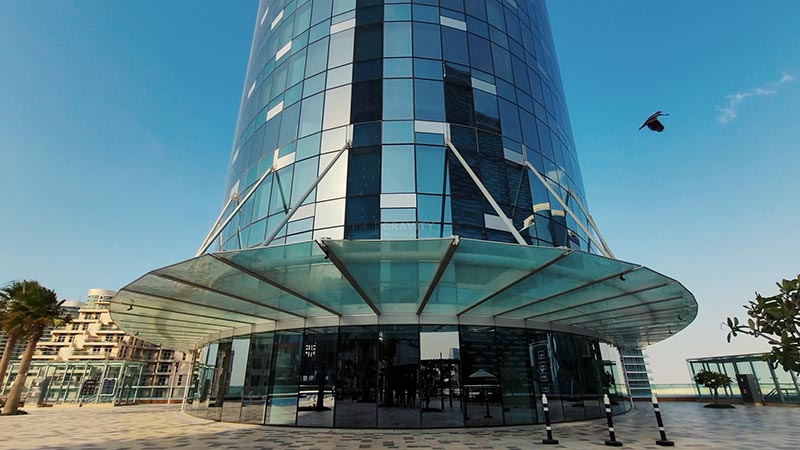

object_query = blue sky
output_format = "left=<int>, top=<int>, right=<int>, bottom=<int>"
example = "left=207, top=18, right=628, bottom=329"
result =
left=1, top=1, right=798, bottom=383
left=547, top=0, right=800, bottom=382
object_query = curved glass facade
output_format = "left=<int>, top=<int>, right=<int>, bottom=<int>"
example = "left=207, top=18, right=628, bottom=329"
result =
left=214, top=0, right=593, bottom=253
left=177, top=0, right=648, bottom=426
left=106, top=0, right=699, bottom=427
left=186, top=325, right=631, bottom=427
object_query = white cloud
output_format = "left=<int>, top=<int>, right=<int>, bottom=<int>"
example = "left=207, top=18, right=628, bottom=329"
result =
left=717, top=73, right=794, bottom=124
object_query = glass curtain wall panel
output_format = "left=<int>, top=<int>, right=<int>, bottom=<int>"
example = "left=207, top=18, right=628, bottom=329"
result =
left=266, top=330, right=303, bottom=425
left=207, top=340, right=231, bottom=421
left=241, top=332, right=276, bottom=424
left=599, top=342, right=628, bottom=415
left=334, top=325, right=379, bottom=428
left=460, top=325, right=503, bottom=426
left=551, top=333, right=586, bottom=421
left=578, top=338, right=604, bottom=419
left=527, top=331, right=564, bottom=422
left=297, top=327, right=338, bottom=427
left=497, top=327, right=536, bottom=425
left=377, top=325, right=421, bottom=428
left=420, top=325, right=462, bottom=427
left=197, top=343, right=219, bottom=420
left=221, top=337, right=252, bottom=422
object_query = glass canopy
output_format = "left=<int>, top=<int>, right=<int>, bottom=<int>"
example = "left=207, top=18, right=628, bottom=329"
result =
left=110, top=238, right=697, bottom=350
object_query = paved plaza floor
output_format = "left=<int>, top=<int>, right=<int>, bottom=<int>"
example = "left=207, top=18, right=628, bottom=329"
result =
left=1, top=402, right=797, bottom=449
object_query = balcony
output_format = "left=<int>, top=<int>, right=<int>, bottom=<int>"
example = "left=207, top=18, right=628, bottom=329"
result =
left=69, top=350, right=113, bottom=359
left=96, top=328, right=126, bottom=334
left=83, top=341, right=118, bottom=346
left=33, top=350, right=60, bottom=359
left=37, top=341, right=72, bottom=347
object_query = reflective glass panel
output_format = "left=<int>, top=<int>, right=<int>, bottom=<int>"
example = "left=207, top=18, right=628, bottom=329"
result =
left=266, top=330, right=303, bottom=425
left=328, top=28, right=355, bottom=68
left=240, top=332, right=275, bottom=424
left=497, top=327, right=536, bottom=424
left=220, top=337, right=251, bottom=422
left=384, top=22, right=412, bottom=57
left=207, top=340, right=231, bottom=421
left=381, top=144, right=415, bottom=193
left=414, top=79, right=445, bottom=121
left=378, top=325, right=420, bottom=428
left=323, top=239, right=454, bottom=314
left=420, top=325, right=462, bottom=427
left=383, top=79, right=414, bottom=120
left=335, top=326, right=378, bottom=427
left=323, top=85, right=352, bottom=130
left=299, top=93, right=325, bottom=137
left=527, top=331, right=564, bottom=422
left=460, top=326, right=502, bottom=426
left=412, top=22, right=441, bottom=59
left=416, top=145, right=446, bottom=194
left=297, top=327, right=338, bottom=426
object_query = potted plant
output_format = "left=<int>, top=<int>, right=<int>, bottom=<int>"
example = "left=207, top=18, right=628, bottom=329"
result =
left=692, top=369, right=734, bottom=408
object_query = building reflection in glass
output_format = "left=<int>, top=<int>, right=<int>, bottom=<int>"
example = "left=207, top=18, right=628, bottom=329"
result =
left=186, top=325, right=628, bottom=427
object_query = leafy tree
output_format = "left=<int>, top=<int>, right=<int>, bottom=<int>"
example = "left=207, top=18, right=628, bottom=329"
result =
left=692, top=369, right=732, bottom=406
left=726, top=274, right=800, bottom=373
left=2, top=281, right=71, bottom=414
left=0, top=281, right=39, bottom=394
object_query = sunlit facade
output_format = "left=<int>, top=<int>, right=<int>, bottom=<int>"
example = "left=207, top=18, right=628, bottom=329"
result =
left=215, top=0, right=588, bottom=251
left=109, top=0, right=697, bottom=428
left=0, top=289, right=192, bottom=404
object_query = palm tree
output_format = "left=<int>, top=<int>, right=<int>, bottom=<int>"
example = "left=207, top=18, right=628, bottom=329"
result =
left=2, top=281, right=71, bottom=414
left=0, top=281, right=36, bottom=395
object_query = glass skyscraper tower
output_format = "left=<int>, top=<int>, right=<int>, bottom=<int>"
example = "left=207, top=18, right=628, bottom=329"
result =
left=211, top=0, right=590, bottom=251
left=111, top=0, right=697, bottom=428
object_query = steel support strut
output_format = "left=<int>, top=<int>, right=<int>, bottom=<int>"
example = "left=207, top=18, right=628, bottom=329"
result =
left=444, top=128, right=527, bottom=245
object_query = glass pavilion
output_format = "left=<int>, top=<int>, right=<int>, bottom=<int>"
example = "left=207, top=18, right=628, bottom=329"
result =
left=110, top=0, right=697, bottom=427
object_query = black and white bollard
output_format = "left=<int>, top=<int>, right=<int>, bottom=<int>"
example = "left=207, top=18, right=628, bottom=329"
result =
left=541, top=394, right=559, bottom=445
left=651, top=394, right=675, bottom=446
left=603, top=394, right=623, bottom=447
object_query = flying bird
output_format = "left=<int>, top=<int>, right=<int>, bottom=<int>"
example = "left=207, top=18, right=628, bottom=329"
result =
left=639, top=111, right=670, bottom=132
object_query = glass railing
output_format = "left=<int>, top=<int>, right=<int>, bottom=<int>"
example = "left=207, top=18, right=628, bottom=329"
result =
left=651, top=383, right=800, bottom=404
left=650, top=384, right=698, bottom=397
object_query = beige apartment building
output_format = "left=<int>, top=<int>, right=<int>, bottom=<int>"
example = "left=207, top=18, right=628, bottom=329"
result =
left=1, top=289, right=192, bottom=403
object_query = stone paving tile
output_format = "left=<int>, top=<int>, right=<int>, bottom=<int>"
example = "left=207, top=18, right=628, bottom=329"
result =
left=0, top=402, right=797, bottom=450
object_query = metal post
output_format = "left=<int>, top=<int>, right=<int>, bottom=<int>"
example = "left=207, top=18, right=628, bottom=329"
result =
left=181, top=350, right=197, bottom=412
left=483, top=386, right=492, bottom=418
left=42, top=362, right=52, bottom=404
left=603, top=394, right=623, bottom=446
left=651, top=394, right=675, bottom=446
left=133, top=364, right=142, bottom=403
left=789, top=370, right=800, bottom=401
left=60, top=365, right=72, bottom=403
left=97, top=359, right=109, bottom=404
left=541, top=394, right=559, bottom=445
left=767, top=363, right=784, bottom=403
left=121, top=361, right=131, bottom=405
left=262, top=387, right=269, bottom=425
left=81, top=362, right=89, bottom=404
left=167, top=361, right=178, bottom=406
left=620, top=348, right=636, bottom=409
